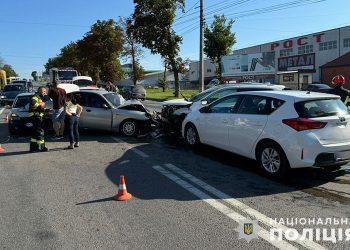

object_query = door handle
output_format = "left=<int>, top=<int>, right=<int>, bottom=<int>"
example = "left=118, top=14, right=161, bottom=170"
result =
left=86, top=109, right=91, bottom=112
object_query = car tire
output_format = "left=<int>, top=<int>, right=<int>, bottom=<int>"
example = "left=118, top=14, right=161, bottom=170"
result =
left=184, top=123, right=200, bottom=147
left=256, top=141, right=289, bottom=179
left=120, top=119, right=138, bottom=137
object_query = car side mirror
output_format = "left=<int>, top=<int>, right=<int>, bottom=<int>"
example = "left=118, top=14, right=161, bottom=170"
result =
left=201, top=100, right=208, bottom=106
left=102, top=103, right=110, bottom=109
left=200, top=106, right=211, bottom=113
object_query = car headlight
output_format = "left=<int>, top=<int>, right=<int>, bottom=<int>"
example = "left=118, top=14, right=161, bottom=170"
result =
left=0, top=96, right=5, bottom=99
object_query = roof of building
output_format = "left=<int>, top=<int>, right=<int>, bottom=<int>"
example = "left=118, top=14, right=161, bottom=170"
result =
left=321, top=52, right=350, bottom=68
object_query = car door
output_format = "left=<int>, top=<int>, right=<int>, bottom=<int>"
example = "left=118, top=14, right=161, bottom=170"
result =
left=229, top=95, right=269, bottom=157
left=79, top=92, right=113, bottom=130
left=197, top=95, right=242, bottom=150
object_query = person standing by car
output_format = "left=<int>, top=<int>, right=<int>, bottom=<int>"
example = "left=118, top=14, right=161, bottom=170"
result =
left=48, top=80, right=66, bottom=139
left=105, top=81, right=118, bottom=93
left=64, top=93, right=82, bottom=149
left=329, top=75, right=350, bottom=105
left=29, top=87, right=48, bottom=152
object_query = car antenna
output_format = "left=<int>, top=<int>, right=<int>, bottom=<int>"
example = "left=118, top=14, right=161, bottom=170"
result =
left=180, top=91, right=189, bottom=102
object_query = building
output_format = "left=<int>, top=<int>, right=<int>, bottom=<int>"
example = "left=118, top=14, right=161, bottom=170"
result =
left=189, top=59, right=217, bottom=84
left=190, top=25, right=350, bottom=89
left=320, top=52, right=350, bottom=89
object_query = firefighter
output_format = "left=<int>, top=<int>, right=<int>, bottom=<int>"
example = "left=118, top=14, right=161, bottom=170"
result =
left=29, top=86, right=49, bottom=152
left=329, top=75, right=350, bottom=105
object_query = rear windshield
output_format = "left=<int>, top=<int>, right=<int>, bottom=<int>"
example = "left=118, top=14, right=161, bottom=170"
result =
left=4, top=85, right=24, bottom=91
left=295, top=98, right=349, bottom=118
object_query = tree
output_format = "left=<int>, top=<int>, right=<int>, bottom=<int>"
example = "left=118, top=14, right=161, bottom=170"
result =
left=132, top=0, right=185, bottom=97
left=31, top=71, right=38, bottom=81
left=120, top=17, right=144, bottom=85
left=204, top=15, right=236, bottom=81
left=3, top=64, right=18, bottom=78
left=78, top=19, right=124, bottom=82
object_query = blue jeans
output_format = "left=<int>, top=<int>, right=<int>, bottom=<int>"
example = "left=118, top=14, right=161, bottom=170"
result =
left=68, top=115, right=79, bottom=144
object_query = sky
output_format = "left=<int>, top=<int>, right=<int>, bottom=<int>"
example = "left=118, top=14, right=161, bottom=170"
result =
left=0, top=0, right=349, bottom=79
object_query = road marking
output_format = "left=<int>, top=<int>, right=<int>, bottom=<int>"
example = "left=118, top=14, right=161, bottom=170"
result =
left=111, top=137, right=149, bottom=158
left=0, top=108, right=5, bottom=115
left=153, top=165, right=298, bottom=250
left=164, top=163, right=325, bottom=250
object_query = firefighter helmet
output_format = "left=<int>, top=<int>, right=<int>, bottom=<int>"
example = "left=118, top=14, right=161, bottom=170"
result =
left=331, top=75, right=345, bottom=86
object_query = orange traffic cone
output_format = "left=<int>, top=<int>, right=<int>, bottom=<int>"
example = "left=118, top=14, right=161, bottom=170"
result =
left=114, top=175, right=132, bottom=201
left=0, top=144, right=4, bottom=153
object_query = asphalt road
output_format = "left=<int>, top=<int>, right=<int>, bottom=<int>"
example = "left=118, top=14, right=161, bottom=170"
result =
left=1, top=95, right=350, bottom=249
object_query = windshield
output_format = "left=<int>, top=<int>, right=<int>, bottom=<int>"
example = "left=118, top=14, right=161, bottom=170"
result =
left=4, top=85, right=25, bottom=91
left=103, top=93, right=125, bottom=107
left=74, top=79, right=95, bottom=87
left=13, top=96, right=31, bottom=108
left=295, top=98, right=349, bottom=118
left=58, top=71, right=78, bottom=80
left=189, top=88, right=218, bottom=102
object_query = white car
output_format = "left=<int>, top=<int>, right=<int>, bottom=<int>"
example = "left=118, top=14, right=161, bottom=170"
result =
left=182, top=90, right=350, bottom=178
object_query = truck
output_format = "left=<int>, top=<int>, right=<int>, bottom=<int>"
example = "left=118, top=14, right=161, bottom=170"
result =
left=49, top=68, right=78, bottom=84
left=0, top=69, right=6, bottom=90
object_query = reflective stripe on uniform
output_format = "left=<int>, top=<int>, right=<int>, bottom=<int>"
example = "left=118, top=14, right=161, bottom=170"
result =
left=29, top=112, right=44, bottom=117
left=31, top=138, right=44, bottom=144
left=344, top=96, right=350, bottom=105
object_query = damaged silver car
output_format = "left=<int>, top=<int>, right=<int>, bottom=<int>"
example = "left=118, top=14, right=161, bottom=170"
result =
left=71, top=89, right=152, bottom=136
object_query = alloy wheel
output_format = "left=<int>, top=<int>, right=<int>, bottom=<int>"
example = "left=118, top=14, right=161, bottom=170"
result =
left=261, top=147, right=281, bottom=173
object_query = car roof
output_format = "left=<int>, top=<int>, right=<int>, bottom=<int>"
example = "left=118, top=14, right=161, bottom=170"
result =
left=16, top=92, right=34, bottom=97
left=75, top=89, right=109, bottom=94
left=226, top=90, right=340, bottom=101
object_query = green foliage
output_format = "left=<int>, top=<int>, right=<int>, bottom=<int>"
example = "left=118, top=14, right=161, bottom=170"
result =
left=157, top=78, right=169, bottom=92
left=204, top=15, right=236, bottom=79
left=31, top=71, right=38, bottom=81
left=132, top=0, right=185, bottom=97
left=44, top=19, right=124, bottom=82
left=3, top=64, right=17, bottom=77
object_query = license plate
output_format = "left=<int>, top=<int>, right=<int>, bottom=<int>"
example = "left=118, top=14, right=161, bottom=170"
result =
left=25, top=123, right=33, bottom=128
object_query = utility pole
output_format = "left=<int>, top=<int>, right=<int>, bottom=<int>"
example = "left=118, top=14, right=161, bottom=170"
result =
left=199, top=0, right=204, bottom=92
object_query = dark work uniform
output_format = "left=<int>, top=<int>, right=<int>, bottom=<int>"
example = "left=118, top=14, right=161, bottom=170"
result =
left=29, top=94, right=47, bottom=152
left=329, top=85, right=350, bottom=105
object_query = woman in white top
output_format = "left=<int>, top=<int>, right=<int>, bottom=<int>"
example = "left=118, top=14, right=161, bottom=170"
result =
left=64, top=93, right=83, bottom=149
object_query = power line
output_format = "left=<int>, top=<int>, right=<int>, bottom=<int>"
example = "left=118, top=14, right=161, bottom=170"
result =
left=176, top=0, right=200, bottom=21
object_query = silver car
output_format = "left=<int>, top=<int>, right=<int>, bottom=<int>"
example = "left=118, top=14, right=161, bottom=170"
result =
left=8, top=90, right=152, bottom=137
left=71, top=89, right=151, bottom=136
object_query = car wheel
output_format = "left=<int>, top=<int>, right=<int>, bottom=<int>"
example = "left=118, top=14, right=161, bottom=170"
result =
left=257, top=141, right=289, bottom=178
left=120, top=119, right=138, bottom=137
left=185, top=123, right=200, bottom=147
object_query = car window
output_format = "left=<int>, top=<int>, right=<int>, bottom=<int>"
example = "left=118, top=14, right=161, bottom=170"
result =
left=189, top=88, right=217, bottom=102
left=237, top=95, right=270, bottom=115
left=72, top=92, right=87, bottom=106
left=209, top=95, right=241, bottom=114
left=103, top=93, right=125, bottom=107
left=207, top=89, right=237, bottom=104
left=85, top=93, right=107, bottom=108
left=295, top=98, right=349, bottom=118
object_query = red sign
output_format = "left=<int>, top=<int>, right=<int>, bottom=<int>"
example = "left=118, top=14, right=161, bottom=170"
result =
left=271, top=33, right=324, bottom=51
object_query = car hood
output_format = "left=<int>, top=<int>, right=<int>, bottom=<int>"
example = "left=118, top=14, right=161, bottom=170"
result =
left=161, top=98, right=192, bottom=106
left=11, top=107, right=29, bottom=117
left=119, top=99, right=145, bottom=108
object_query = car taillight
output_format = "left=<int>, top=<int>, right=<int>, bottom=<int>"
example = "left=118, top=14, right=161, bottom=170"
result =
left=282, top=118, right=327, bottom=131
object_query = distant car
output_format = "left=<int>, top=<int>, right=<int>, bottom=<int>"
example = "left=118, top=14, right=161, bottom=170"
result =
left=0, top=84, right=31, bottom=106
left=118, top=84, right=146, bottom=101
left=183, top=90, right=350, bottom=178
left=8, top=93, right=53, bottom=135
left=302, top=83, right=331, bottom=93
left=71, top=89, right=151, bottom=136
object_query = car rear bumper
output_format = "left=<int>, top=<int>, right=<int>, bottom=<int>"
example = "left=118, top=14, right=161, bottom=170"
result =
left=313, top=151, right=350, bottom=167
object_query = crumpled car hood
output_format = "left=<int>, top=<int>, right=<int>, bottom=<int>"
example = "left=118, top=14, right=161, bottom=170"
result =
left=161, top=98, right=192, bottom=106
